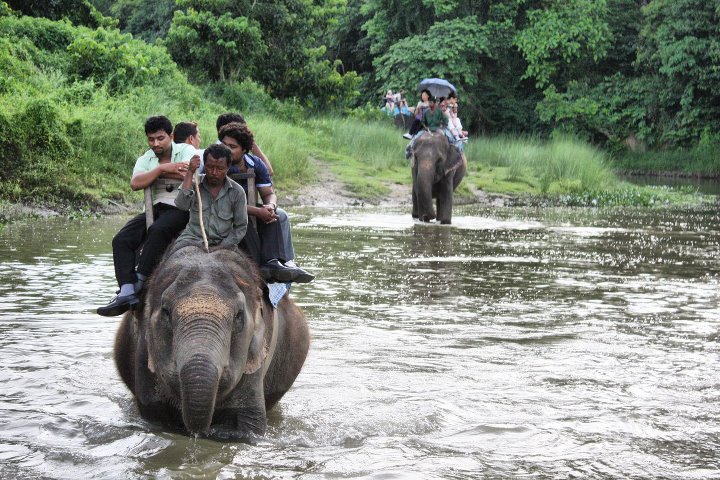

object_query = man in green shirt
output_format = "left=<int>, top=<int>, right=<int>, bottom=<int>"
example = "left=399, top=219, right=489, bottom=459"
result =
left=97, top=115, right=198, bottom=317
left=174, top=143, right=248, bottom=249
left=422, top=96, right=447, bottom=132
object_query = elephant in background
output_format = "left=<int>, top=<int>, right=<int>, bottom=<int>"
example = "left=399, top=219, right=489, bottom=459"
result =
left=113, top=244, right=310, bottom=440
left=411, top=131, right=466, bottom=224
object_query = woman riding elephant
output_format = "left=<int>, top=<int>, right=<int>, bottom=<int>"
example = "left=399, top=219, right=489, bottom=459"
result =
left=113, top=243, right=310, bottom=440
left=411, top=131, right=466, bottom=224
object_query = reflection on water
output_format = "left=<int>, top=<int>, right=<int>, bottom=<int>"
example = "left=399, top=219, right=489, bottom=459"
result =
left=0, top=204, right=719, bottom=479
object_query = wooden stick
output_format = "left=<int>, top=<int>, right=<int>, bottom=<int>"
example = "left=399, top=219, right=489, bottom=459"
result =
left=193, top=170, right=209, bottom=253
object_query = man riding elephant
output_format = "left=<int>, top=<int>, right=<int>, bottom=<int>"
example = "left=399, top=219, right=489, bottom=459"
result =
left=113, top=243, right=310, bottom=439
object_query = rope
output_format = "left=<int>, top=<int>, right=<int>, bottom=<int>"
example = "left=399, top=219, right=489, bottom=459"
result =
left=193, top=169, right=209, bottom=253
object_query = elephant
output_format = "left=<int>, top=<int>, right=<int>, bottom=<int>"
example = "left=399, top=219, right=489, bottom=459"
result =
left=113, top=243, right=310, bottom=440
left=411, top=131, right=466, bottom=224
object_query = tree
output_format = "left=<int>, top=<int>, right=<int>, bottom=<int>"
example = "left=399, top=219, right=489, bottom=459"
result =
left=165, top=0, right=359, bottom=109
left=165, top=8, right=265, bottom=82
left=7, top=0, right=109, bottom=28
left=514, top=0, right=611, bottom=89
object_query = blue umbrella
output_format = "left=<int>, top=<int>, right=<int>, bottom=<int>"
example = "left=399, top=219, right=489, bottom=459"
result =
left=418, top=78, right=457, bottom=98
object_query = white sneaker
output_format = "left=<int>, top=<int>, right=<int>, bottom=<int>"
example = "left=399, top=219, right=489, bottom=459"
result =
left=402, top=133, right=412, bottom=140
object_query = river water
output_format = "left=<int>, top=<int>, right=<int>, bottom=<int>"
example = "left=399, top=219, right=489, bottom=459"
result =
left=0, top=203, right=719, bottom=479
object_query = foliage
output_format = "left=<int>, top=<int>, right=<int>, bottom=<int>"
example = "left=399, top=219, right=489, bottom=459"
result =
left=532, top=0, right=720, bottom=150
left=162, top=0, right=360, bottom=110
left=0, top=14, right=205, bottom=204
left=165, top=8, right=265, bottom=83
left=67, top=27, right=176, bottom=92
left=633, top=0, right=720, bottom=146
left=7, top=0, right=112, bottom=28
left=374, top=17, right=490, bottom=96
left=105, top=0, right=175, bottom=42
left=514, top=0, right=611, bottom=89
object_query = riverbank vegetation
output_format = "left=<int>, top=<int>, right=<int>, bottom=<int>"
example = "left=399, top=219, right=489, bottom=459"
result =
left=0, top=1, right=718, bottom=221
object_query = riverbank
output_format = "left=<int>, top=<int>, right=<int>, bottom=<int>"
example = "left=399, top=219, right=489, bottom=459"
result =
left=3, top=168, right=715, bottom=226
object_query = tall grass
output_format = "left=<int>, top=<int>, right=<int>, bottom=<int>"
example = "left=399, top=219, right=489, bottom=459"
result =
left=307, top=117, right=408, bottom=170
left=613, top=146, right=720, bottom=175
left=247, top=116, right=314, bottom=190
left=465, top=134, right=618, bottom=194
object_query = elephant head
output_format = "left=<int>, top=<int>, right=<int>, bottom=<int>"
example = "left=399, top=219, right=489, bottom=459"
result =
left=142, top=245, right=268, bottom=436
left=411, top=132, right=466, bottom=224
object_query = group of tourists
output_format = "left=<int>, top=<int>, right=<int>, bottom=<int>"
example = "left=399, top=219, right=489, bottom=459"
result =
left=96, top=113, right=313, bottom=317
left=381, top=89, right=411, bottom=117
left=402, top=89, right=468, bottom=142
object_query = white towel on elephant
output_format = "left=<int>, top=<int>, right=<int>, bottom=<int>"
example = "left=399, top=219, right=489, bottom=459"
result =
left=266, top=282, right=289, bottom=308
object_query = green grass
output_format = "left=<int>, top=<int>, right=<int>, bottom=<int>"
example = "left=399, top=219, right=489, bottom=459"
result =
left=239, top=115, right=411, bottom=201
left=612, top=145, right=720, bottom=175
left=1, top=13, right=713, bottom=223
left=463, top=134, right=618, bottom=195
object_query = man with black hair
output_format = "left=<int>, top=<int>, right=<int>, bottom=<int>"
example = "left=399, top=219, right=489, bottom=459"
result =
left=173, top=121, right=201, bottom=149
left=215, top=112, right=274, bottom=175
left=97, top=115, right=199, bottom=316
left=174, top=143, right=247, bottom=250
left=219, top=122, right=313, bottom=283
left=422, top=96, right=447, bottom=132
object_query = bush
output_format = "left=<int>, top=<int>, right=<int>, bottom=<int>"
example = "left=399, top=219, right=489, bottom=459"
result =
left=67, top=27, right=175, bottom=92
left=0, top=15, right=76, bottom=52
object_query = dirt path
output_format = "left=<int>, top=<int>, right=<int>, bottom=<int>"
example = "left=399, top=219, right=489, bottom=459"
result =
left=279, top=160, right=367, bottom=207
left=279, top=159, right=509, bottom=208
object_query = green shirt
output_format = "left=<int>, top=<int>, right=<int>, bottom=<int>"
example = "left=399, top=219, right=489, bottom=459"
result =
left=422, top=108, right=447, bottom=132
left=174, top=176, right=248, bottom=248
left=132, top=142, right=197, bottom=206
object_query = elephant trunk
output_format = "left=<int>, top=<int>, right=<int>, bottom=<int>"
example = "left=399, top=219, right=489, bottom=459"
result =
left=415, top=161, right=436, bottom=222
left=179, top=353, right=220, bottom=434
left=175, top=312, right=230, bottom=435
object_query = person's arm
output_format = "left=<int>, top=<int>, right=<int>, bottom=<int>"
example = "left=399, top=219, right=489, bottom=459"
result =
left=421, top=111, right=430, bottom=130
left=220, top=187, right=248, bottom=246
left=174, top=156, right=201, bottom=210
left=247, top=185, right=278, bottom=223
left=130, top=162, right=188, bottom=190
left=251, top=142, right=274, bottom=177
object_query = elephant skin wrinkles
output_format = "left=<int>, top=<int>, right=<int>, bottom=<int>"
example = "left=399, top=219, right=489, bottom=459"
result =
left=113, top=243, right=310, bottom=440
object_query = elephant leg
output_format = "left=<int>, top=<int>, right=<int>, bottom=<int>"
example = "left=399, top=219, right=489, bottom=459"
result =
left=263, top=302, right=310, bottom=411
left=113, top=312, right=136, bottom=392
left=411, top=167, right=419, bottom=219
left=212, top=371, right=268, bottom=438
left=436, top=174, right=454, bottom=224
left=412, top=148, right=438, bottom=222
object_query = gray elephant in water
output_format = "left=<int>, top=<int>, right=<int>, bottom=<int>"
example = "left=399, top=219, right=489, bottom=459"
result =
left=113, top=244, right=310, bottom=440
left=411, top=132, right=466, bottom=224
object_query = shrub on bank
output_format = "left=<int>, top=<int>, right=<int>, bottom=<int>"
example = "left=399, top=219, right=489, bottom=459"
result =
left=0, top=13, right=211, bottom=205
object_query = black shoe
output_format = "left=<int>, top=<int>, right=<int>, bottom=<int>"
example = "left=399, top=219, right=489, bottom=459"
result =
left=260, top=259, right=297, bottom=283
left=261, top=259, right=315, bottom=284
left=283, top=261, right=315, bottom=283
left=97, top=293, right=139, bottom=317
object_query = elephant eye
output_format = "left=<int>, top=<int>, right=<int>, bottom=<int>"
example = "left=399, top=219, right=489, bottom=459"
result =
left=234, top=310, right=245, bottom=329
left=160, top=307, right=172, bottom=325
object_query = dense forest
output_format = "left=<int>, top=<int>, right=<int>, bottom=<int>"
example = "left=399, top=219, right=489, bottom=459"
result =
left=0, top=0, right=719, bottom=210
left=8, top=0, right=720, bottom=150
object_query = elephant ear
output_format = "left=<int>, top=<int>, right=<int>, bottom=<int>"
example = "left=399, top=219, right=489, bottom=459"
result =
left=444, top=142, right=463, bottom=176
left=244, top=304, right=267, bottom=374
